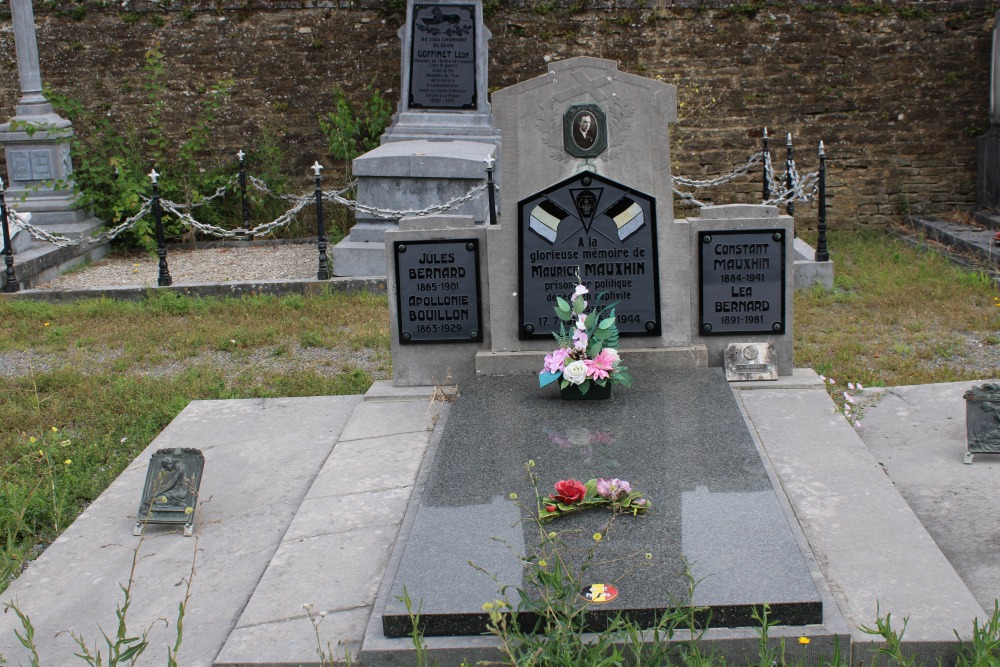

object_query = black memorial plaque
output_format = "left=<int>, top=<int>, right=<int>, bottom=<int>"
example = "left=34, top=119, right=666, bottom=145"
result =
left=699, top=230, right=785, bottom=335
left=518, top=171, right=660, bottom=339
left=395, top=239, right=483, bottom=344
left=408, top=4, right=477, bottom=110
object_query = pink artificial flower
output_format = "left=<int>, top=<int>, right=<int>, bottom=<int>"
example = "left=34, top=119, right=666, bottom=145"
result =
left=576, top=313, right=587, bottom=330
left=584, top=348, right=616, bottom=380
left=543, top=348, right=571, bottom=374
left=572, top=284, right=589, bottom=301
left=596, top=478, right=631, bottom=500
left=573, top=329, right=588, bottom=350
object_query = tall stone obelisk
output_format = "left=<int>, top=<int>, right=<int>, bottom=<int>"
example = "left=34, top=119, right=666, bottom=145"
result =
left=0, top=0, right=100, bottom=235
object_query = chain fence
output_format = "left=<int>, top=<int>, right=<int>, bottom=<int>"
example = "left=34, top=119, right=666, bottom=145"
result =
left=2, top=140, right=820, bottom=252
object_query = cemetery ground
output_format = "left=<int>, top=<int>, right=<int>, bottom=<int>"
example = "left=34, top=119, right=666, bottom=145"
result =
left=1, top=227, right=1000, bottom=664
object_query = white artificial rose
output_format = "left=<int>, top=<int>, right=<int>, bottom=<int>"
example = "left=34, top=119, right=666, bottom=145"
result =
left=563, top=360, right=588, bottom=385
left=603, top=347, right=620, bottom=363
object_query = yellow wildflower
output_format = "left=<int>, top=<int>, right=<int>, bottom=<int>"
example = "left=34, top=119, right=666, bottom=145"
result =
left=799, top=637, right=810, bottom=645
left=64, top=459, right=71, bottom=465
left=508, top=492, right=518, bottom=500
left=593, top=532, right=602, bottom=543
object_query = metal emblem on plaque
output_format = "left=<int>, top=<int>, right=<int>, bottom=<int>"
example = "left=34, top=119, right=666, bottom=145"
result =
left=134, top=448, right=205, bottom=536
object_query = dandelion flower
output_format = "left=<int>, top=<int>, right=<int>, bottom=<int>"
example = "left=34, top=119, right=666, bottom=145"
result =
left=593, top=532, right=603, bottom=542
left=64, top=459, right=71, bottom=465
left=44, top=322, right=49, bottom=327
left=799, top=637, right=810, bottom=645
left=538, top=560, right=547, bottom=568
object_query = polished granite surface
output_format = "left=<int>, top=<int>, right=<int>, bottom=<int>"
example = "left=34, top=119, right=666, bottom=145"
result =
left=381, top=369, right=821, bottom=636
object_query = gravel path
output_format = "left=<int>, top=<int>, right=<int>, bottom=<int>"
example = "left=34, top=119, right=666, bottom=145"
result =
left=35, top=244, right=322, bottom=289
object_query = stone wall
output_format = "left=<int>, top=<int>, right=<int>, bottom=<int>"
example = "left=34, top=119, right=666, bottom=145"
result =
left=0, top=1, right=993, bottom=229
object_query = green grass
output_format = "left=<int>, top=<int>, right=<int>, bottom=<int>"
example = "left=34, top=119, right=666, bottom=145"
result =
left=0, top=289, right=389, bottom=592
left=795, top=229, right=1000, bottom=388
left=2, top=229, right=999, bottom=598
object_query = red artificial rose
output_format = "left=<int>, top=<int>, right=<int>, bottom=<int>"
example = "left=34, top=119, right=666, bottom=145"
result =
left=550, top=479, right=587, bottom=505
left=545, top=504, right=557, bottom=512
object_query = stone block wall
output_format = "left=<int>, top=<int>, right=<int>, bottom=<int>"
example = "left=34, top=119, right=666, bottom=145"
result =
left=0, top=1, right=992, bottom=229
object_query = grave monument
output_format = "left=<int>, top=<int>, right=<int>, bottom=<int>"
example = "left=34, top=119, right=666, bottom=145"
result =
left=0, top=0, right=101, bottom=240
left=372, top=56, right=826, bottom=653
left=331, top=0, right=499, bottom=277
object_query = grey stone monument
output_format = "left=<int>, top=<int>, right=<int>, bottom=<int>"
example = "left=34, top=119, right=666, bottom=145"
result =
left=977, top=9, right=1000, bottom=210
left=0, top=0, right=101, bottom=238
left=332, top=0, right=499, bottom=277
left=477, top=56, right=708, bottom=375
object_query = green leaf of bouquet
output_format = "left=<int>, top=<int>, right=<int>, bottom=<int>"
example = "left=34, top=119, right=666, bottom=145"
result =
left=556, top=307, right=573, bottom=321
left=578, top=381, right=590, bottom=395
left=598, top=316, right=616, bottom=330
left=539, top=371, right=560, bottom=388
left=616, top=370, right=634, bottom=387
left=572, top=295, right=586, bottom=315
left=593, top=327, right=612, bottom=341
left=556, top=296, right=571, bottom=312
left=584, top=311, right=597, bottom=330
left=584, top=478, right=599, bottom=496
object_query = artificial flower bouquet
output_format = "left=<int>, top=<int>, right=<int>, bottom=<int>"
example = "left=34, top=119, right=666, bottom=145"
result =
left=539, top=477, right=649, bottom=521
left=538, top=282, right=633, bottom=395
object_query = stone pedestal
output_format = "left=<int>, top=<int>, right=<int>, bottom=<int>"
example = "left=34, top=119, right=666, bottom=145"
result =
left=332, top=140, right=497, bottom=276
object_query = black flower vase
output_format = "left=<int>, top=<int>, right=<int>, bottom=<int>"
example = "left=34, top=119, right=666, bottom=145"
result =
left=560, top=382, right=612, bottom=401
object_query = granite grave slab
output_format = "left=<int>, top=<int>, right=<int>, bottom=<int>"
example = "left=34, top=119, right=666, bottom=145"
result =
left=380, top=368, right=821, bottom=637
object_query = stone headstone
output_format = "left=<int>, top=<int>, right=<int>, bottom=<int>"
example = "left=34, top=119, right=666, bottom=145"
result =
left=385, top=214, right=490, bottom=386
left=481, top=57, right=702, bottom=375
left=689, top=205, right=794, bottom=375
left=382, top=0, right=498, bottom=144
left=977, top=10, right=1000, bottom=210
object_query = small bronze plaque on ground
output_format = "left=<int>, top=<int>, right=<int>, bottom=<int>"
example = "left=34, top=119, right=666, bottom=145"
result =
left=408, top=3, right=477, bottom=109
left=964, top=384, right=1000, bottom=463
left=134, top=448, right=205, bottom=537
left=394, top=239, right=483, bottom=343
left=699, top=230, right=785, bottom=335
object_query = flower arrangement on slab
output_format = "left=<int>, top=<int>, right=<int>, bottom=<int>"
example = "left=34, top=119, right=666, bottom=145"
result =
left=538, top=281, right=633, bottom=396
left=539, top=477, right=649, bottom=522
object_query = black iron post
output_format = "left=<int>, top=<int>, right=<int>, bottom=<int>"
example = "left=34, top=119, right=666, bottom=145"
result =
left=486, top=158, right=497, bottom=226
left=762, top=127, right=770, bottom=202
left=785, top=133, right=795, bottom=218
left=238, top=149, right=252, bottom=240
left=313, top=162, right=331, bottom=280
left=0, top=177, right=20, bottom=293
left=150, top=169, right=172, bottom=287
left=816, top=141, right=829, bottom=262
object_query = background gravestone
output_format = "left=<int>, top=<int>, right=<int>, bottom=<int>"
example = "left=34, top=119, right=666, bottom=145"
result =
left=332, top=0, right=499, bottom=278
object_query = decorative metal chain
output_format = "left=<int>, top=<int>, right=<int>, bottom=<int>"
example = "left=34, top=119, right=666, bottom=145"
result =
left=6, top=202, right=153, bottom=247
left=672, top=152, right=764, bottom=188
left=672, top=186, right=711, bottom=209
left=325, top=182, right=492, bottom=220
